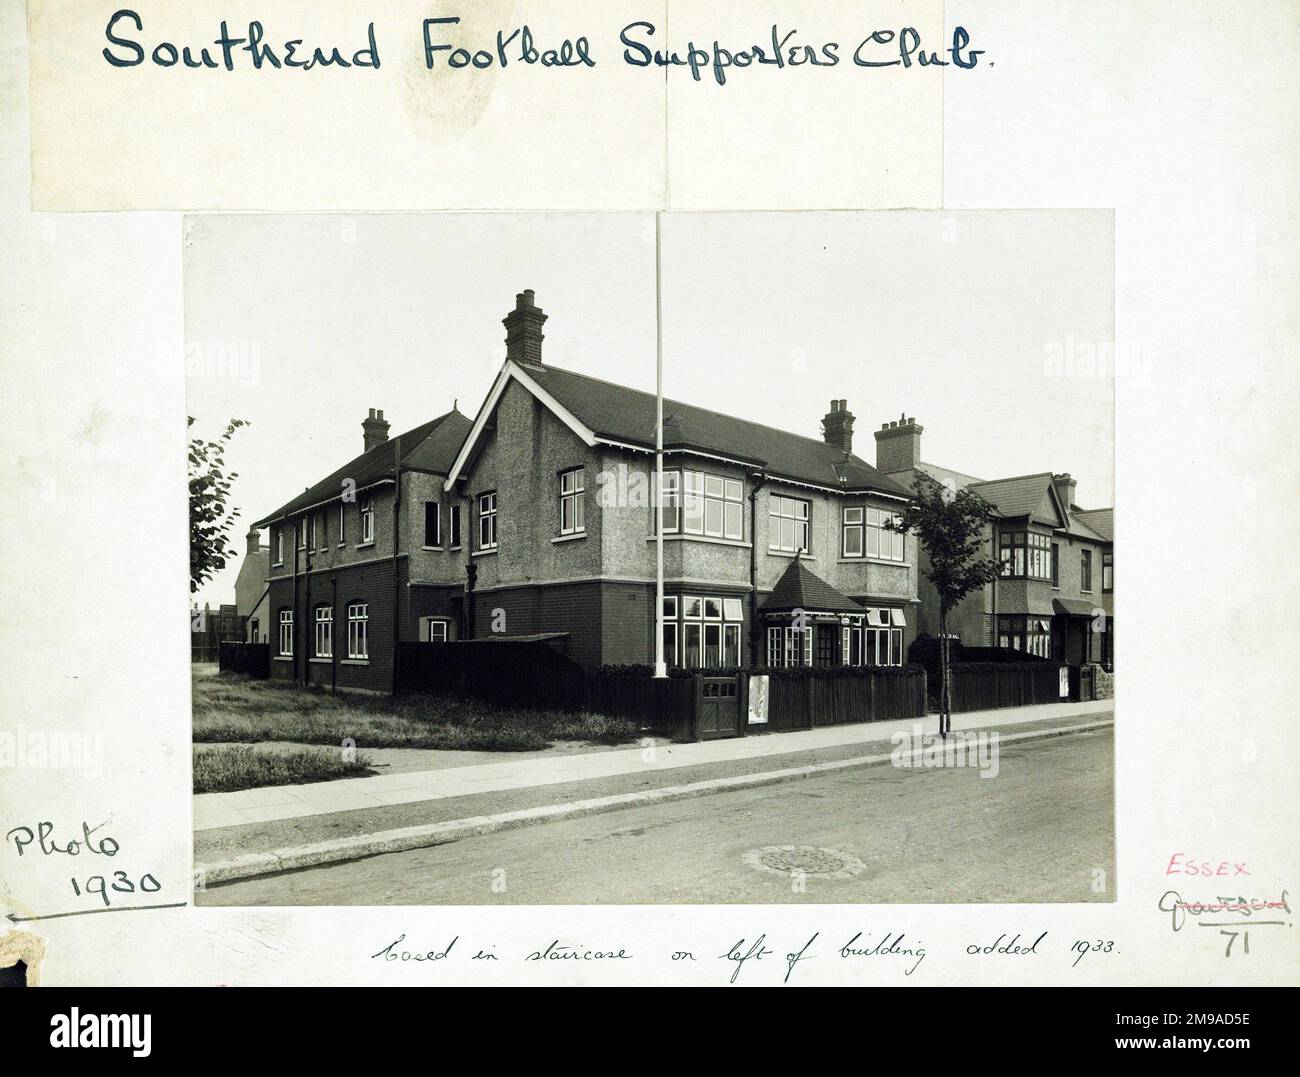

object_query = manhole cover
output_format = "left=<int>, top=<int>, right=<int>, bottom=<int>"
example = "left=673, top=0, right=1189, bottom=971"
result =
left=742, top=845, right=866, bottom=880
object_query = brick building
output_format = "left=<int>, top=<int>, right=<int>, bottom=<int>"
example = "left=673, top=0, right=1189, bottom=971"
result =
left=252, top=290, right=922, bottom=685
left=873, top=419, right=1114, bottom=672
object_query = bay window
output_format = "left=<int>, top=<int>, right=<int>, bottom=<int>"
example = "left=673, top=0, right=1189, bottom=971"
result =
left=663, top=469, right=743, bottom=540
left=1000, top=531, right=1051, bottom=580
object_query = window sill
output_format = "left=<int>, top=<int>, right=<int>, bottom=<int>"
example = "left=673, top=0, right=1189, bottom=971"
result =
left=309, top=657, right=332, bottom=664
left=272, top=562, right=284, bottom=569
left=340, top=658, right=370, bottom=665
left=273, top=655, right=293, bottom=662
left=355, top=542, right=375, bottom=550
left=766, top=548, right=813, bottom=560
left=472, top=548, right=498, bottom=557
left=553, top=532, right=587, bottom=544
left=836, top=557, right=911, bottom=568
left=422, top=545, right=444, bottom=551
left=647, top=534, right=750, bottom=549
left=337, top=543, right=346, bottom=549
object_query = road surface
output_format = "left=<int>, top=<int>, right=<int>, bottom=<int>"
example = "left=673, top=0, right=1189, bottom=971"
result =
left=200, top=726, right=1114, bottom=905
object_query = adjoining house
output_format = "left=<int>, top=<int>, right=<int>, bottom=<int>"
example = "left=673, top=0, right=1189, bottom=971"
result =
left=251, top=290, right=921, bottom=687
left=234, top=528, right=271, bottom=643
left=872, top=419, right=1114, bottom=676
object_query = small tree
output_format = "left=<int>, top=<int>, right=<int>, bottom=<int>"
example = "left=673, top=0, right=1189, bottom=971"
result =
left=889, top=473, right=1001, bottom=735
left=189, top=416, right=248, bottom=594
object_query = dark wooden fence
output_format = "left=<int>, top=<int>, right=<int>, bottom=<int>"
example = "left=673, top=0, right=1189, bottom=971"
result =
left=587, top=675, right=695, bottom=739
left=217, top=642, right=270, bottom=679
left=948, top=662, right=1065, bottom=712
left=752, top=669, right=927, bottom=734
left=397, top=640, right=588, bottom=712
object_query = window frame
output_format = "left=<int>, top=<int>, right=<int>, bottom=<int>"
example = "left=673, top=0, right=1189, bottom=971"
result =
left=559, top=467, right=586, bottom=536
left=337, top=502, right=346, bottom=546
left=662, top=469, right=742, bottom=540
left=1102, top=551, right=1113, bottom=593
left=1081, top=549, right=1094, bottom=593
left=423, top=500, right=442, bottom=548
left=769, top=494, right=811, bottom=554
left=449, top=504, right=462, bottom=550
left=277, top=608, right=293, bottom=657
left=842, top=506, right=864, bottom=558
left=477, top=491, right=498, bottom=551
left=346, top=602, right=369, bottom=659
left=313, top=604, right=333, bottom=658
left=359, top=496, right=375, bottom=545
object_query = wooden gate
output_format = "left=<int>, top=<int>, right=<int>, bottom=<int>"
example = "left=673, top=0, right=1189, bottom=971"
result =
left=697, top=676, right=740, bottom=740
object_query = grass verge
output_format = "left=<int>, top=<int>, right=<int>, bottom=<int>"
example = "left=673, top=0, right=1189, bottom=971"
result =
left=194, top=744, right=376, bottom=794
left=192, top=666, right=637, bottom=752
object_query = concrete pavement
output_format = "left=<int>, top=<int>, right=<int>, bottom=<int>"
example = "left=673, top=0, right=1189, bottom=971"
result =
left=198, top=726, right=1116, bottom=906
left=194, top=699, right=1113, bottom=831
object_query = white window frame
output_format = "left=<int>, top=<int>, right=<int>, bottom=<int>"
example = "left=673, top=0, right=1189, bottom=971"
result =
left=273, top=528, right=283, bottom=566
left=347, top=602, right=369, bottom=659
left=297, top=518, right=307, bottom=550
left=359, top=496, right=374, bottom=545
left=449, top=504, right=462, bottom=550
left=337, top=502, right=346, bottom=546
left=842, top=506, right=864, bottom=557
left=559, top=467, right=585, bottom=535
left=314, top=605, right=332, bottom=658
left=277, top=609, right=293, bottom=657
left=478, top=491, right=498, bottom=550
left=665, top=469, right=743, bottom=540
left=769, top=494, right=811, bottom=553
left=420, top=617, right=449, bottom=642
left=767, top=625, right=783, bottom=666
left=865, top=508, right=905, bottom=562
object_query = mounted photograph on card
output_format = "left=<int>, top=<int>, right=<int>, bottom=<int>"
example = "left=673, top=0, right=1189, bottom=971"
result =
left=185, top=210, right=1114, bottom=907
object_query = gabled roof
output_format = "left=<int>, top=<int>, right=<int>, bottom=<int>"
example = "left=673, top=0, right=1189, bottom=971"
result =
left=447, top=360, right=911, bottom=498
left=255, top=409, right=472, bottom=527
left=1074, top=508, right=1113, bottom=542
left=761, top=559, right=865, bottom=614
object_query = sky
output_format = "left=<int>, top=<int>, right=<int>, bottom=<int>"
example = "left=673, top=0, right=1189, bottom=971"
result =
left=186, top=210, right=1113, bottom=607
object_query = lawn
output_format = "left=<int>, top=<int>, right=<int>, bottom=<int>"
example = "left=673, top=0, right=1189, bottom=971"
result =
left=194, top=745, right=377, bottom=794
left=192, top=666, right=638, bottom=754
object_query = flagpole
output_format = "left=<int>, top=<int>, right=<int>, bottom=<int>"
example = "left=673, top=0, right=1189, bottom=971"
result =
left=653, top=211, right=667, bottom=679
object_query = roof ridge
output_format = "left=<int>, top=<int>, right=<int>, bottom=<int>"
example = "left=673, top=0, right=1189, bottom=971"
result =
left=533, top=362, right=877, bottom=467
left=968, top=470, right=1056, bottom=487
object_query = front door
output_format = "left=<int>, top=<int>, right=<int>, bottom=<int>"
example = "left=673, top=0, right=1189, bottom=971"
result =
left=698, top=677, right=739, bottom=739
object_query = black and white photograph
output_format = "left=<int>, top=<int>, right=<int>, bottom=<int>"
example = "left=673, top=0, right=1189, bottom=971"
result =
left=187, top=211, right=1116, bottom=907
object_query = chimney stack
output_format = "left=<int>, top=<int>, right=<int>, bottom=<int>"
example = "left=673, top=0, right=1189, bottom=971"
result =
left=1052, top=472, right=1078, bottom=514
left=821, top=399, right=855, bottom=453
left=245, top=527, right=262, bottom=555
left=874, top=413, right=924, bottom=476
left=503, top=288, right=548, bottom=366
left=362, top=407, right=390, bottom=452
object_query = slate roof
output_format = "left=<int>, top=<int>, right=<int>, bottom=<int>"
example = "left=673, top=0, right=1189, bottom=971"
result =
left=966, top=472, right=1059, bottom=520
left=760, top=559, right=865, bottom=614
left=524, top=364, right=910, bottom=497
left=1074, top=508, right=1113, bottom=542
left=255, top=409, right=473, bottom=526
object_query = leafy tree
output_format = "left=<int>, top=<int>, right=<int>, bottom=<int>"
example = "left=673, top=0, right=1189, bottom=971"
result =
left=189, top=416, right=248, bottom=594
left=889, top=472, right=1001, bottom=735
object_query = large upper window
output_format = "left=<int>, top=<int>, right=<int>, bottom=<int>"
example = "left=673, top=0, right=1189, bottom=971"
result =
left=843, top=506, right=905, bottom=561
left=769, top=495, right=810, bottom=553
left=1102, top=551, right=1113, bottom=592
left=359, top=496, right=374, bottom=544
left=478, top=492, right=498, bottom=550
left=559, top=467, right=585, bottom=535
left=1000, top=531, right=1052, bottom=579
left=1081, top=549, right=1094, bottom=592
left=277, top=609, right=293, bottom=657
left=661, top=469, right=743, bottom=540
left=450, top=504, right=462, bottom=549
left=314, top=605, right=332, bottom=658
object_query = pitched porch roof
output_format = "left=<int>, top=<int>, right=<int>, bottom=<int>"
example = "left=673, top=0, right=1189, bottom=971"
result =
left=760, top=559, right=865, bottom=615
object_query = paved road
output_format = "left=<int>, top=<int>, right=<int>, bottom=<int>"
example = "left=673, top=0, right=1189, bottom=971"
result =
left=200, top=727, right=1114, bottom=906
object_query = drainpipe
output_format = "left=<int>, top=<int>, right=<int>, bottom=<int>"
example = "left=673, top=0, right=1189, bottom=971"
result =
left=748, top=469, right=768, bottom=664
left=463, top=491, right=476, bottom=640
left=391, top=437, right=402, bottom=695
left=290, top=521, right=299, bottom=682
left=330, top=573, right=338, bottom=695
